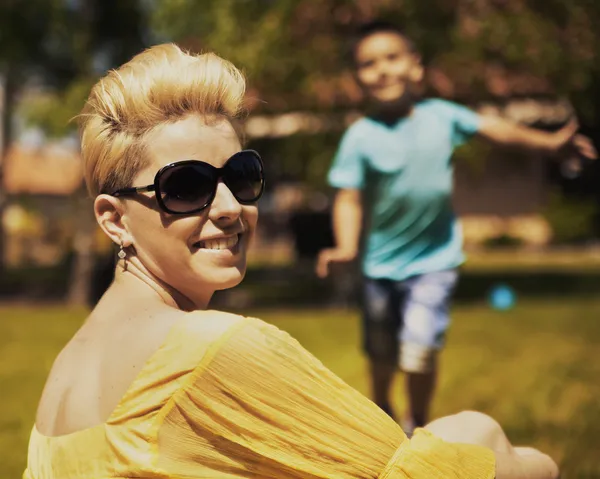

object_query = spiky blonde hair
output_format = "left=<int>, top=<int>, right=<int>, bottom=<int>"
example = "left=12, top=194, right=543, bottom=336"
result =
left=78, top=44, right=246, bottom=196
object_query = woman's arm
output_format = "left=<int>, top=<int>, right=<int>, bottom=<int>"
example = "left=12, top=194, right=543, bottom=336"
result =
left=425, top=411, right=559, bottom=479
left=163, top=316, right=500, bottom=478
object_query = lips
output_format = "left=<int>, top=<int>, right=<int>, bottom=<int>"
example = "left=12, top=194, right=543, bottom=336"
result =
left=374, top=82, right=405, bottom=92
left=194, top=234, right=240, bottom=250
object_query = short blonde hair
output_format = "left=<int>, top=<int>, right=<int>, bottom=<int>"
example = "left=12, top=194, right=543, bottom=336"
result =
left=78, top=44, right=246, bottom=196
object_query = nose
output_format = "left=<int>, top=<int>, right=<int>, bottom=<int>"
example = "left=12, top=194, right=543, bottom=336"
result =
left=376, top=62, right=391, bottom=80
left=208, top=180, right=242, bottom=223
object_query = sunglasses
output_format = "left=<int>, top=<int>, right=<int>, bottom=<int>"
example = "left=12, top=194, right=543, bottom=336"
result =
left=111, top=150, right=264, bottom=215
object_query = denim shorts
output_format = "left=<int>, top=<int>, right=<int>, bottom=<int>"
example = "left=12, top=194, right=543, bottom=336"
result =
left=361, top=269, right=459, bottom=372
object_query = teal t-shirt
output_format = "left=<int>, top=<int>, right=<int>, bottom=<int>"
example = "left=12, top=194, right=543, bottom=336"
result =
left=328, top=99, right=481, bottom=280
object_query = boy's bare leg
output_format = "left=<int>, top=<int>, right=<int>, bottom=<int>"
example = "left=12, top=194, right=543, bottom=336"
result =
left=369, top=360, right=397, bottom=418
left=405, top=367, right=437, bottom=428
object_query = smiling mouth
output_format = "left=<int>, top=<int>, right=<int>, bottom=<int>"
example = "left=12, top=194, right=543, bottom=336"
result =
left=194, top=234, right=241, bottom=251
left=375, top=82, right=405, bottom=92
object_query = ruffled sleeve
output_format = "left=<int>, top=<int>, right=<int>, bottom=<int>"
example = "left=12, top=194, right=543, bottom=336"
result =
left=379, top=429, right=495, bottom=479
left=155, top=316, right=495, bottom=479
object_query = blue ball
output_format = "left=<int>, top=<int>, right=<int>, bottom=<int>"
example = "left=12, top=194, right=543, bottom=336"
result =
left=489, top=284, right=516, bottom=311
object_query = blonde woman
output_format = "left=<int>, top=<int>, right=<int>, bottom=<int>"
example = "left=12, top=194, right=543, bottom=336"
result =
left=24, top=44, right=558, bottom=479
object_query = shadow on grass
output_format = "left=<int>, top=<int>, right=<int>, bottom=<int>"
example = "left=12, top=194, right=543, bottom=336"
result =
left=2, top=257, right=600, bottom=310
left=212, top=267, right=600, bottom=309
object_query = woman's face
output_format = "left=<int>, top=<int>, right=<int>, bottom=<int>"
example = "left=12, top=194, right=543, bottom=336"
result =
left=121, top=114, right=258, bottom=306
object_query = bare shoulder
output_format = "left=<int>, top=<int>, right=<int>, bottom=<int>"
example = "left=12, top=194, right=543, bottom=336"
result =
left=173, top=309, right=251, bottom=344
left=177, top=311, right=293, bottom=352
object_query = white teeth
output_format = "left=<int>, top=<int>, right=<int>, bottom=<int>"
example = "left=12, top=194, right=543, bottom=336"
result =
left=199, top=235, right=239, bottom=250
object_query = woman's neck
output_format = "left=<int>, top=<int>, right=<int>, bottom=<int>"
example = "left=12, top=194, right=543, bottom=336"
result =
left=111, top=258, right=207, bottom=311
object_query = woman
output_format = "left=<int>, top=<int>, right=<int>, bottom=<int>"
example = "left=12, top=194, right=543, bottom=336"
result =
left=24, top=44, right=558, bottom=479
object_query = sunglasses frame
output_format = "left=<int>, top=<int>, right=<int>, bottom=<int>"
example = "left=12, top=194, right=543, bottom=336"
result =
left=110, top=149, right=265, bottom=215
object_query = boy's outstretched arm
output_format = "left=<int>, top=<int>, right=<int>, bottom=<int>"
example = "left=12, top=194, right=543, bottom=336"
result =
left=316, top=188, right=362, bottom=278
left=477, top=117, right=598, bottom=160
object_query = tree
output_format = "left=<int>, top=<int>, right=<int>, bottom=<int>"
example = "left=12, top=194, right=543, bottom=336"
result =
left=151, top=0, right=600, bottom=122
left=1, top=0, right=148, bottom=304
left=0, top=0, right=66, bottom=276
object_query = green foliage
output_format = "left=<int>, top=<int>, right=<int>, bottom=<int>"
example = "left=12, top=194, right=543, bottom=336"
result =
left=153, top=0, right=296, bottom=77
left=453, top=137, right=494, bottom=175
left=19, top=79, right=95, bottom=138
left=543, top=190, right=598, bottom=244
left=151, top=0, right=600, bottom=123
left=0, top=0, right=64, bottom=69
left=9, top=0, right=600, bottom=131
left=5, top=0, right=148, bottom=136
left=152, top=0, right=304, bottom=109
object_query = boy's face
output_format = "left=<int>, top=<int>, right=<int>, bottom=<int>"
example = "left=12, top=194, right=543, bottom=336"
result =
left=354, top=32, right=423, bottom=105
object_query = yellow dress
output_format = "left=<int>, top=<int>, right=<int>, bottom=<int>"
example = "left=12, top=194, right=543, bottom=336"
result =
left=24, top=313, right=495, bottom=479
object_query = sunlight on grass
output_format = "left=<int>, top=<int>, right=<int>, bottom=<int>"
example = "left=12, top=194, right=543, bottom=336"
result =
left=463, top=249, right=600, bottom=272
left=1, top=299, right=599, bottom=477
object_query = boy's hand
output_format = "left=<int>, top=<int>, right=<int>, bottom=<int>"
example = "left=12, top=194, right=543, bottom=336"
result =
left=316, top=248, right=357, bottom=278
left=552, top=119, right=598, bottom=160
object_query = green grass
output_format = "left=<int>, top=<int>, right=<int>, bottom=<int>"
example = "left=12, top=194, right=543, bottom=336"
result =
left=1, top=300, right=599, bottom=478
left=463, top=249, right=600, bottom=272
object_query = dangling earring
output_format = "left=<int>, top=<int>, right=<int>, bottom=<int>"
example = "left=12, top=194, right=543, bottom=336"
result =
left=118, top=243, right=126, bottom=260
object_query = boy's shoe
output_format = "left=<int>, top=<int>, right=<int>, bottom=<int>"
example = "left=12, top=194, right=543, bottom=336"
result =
left=401, top=417, right=416, bottom=438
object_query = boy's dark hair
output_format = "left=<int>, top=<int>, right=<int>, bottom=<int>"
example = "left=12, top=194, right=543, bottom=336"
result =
left=348, top=20, right=417, bottom=64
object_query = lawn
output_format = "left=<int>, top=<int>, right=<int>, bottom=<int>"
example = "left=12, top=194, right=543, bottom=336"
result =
left=1, top=299, right=599, bottom=478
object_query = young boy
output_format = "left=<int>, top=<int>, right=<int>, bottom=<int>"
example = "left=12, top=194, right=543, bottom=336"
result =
left=316, top=21, right=597, bottom=432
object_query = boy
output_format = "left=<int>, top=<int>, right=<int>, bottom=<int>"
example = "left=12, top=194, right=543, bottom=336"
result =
left=316, top=21, right=596, bottom=432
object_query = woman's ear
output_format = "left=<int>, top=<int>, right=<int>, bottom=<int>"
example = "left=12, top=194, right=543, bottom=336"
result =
left=94, top=194, right=134, bottom=247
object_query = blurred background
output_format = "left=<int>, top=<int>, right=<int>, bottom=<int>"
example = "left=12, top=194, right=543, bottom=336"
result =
left=1, top=0, right=599, bottom=477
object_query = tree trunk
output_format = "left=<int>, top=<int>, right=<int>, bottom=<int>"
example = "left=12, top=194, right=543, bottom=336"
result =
left=66, top=189, right=96, bottom=307
left=0, top=67, right=16, bottom=276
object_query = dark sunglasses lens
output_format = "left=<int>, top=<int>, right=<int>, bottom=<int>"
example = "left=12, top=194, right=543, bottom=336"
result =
left=158, top=163, right=215, bottom=213
left=224, top=152, right=264, bottom=202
